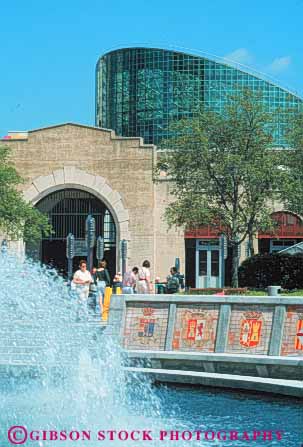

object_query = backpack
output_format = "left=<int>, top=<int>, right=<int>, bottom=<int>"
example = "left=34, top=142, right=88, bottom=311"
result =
left=177, top=273, right=185, bottom=289
left=167, top=274, right=180, bottom=293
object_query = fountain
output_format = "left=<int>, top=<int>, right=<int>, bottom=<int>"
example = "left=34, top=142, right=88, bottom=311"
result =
left=0, top=252, right=302, bottom=446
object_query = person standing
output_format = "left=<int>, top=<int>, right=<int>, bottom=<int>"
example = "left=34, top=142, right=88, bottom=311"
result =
left=122, top=267, right=139, bottom=294
left=166, top=266, right=180, bottom=294
left=136, top=260, right=151, bottom=294
left=112, top=271, right=123, bottom=293
left=95, top=260, right=111, bottom=312
left=72, top=260, right=93, bottom=319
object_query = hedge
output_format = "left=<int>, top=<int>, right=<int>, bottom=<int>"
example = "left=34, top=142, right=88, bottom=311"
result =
left=238, top=254, right=303, bottom=289
left=188, top=288, right=248, bottom=295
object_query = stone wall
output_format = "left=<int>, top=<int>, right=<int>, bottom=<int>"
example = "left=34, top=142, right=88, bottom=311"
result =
left=154, top=181, right=185, bottom=278
left=2, top=123, right=184, bottom=280
left=106, top=294, right=303, bottom=396
left=120, top=295, right=303, bottom=357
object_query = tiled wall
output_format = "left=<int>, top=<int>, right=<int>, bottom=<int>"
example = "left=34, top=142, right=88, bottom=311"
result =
left=123, top=303, right=169, bottom=350
left=172, top=305, right=219, bottom=352
left=226, top=305, right=274, bottom=355
left=281, top=305, right=303, bottom=356
left=122, top=301, right=303, bottom=356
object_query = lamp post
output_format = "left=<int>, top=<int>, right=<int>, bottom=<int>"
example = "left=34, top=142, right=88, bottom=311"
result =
left=96, top=236, right=104, bottom=263
left=85, top=215, right=96, bottom=272
left=219, top=234, right=228, bottom=287
left=66, top=233, right=75, bottom=281
left=121, top=239, right=127, bottom=277
left=1, top=239, right=8, bottom=254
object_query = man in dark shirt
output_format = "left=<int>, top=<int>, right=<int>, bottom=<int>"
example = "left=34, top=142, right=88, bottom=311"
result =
left=166, top=267, right=180, bottom=294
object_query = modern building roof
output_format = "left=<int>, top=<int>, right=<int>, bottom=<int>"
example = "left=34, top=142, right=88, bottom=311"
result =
left=96, top=46, right=302, bottom=146
left=97, top=45, right=301, bottom=98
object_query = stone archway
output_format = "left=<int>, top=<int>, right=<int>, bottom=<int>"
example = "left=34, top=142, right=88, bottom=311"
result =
left=23, top=166, right=131, bottom=269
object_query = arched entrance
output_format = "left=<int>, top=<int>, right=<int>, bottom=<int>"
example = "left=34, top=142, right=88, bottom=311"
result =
left=23, top=167, right=131, bottom=277
left=28, top=188, right=117, bottom=278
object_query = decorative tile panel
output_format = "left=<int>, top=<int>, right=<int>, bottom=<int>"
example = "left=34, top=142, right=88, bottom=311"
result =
left=226, top=305, right=274, bottom=355
left=123, top=303, right=169, bottom=350
left=281, top=305, right=303, bottom=356
left=172, top=304, right=219, bottom=352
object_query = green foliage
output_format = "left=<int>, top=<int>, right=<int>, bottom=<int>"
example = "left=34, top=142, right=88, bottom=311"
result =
left=239, top=254, right=303, bottom=289
left=281, top=109, right=303, bottom=214
left=0, top=145, right=52, bottom=242
left=156, top=89, right=291, bottom=286
left=188, top=288, right=248, bottom=295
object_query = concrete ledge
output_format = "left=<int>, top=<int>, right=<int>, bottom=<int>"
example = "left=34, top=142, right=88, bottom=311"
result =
left=125, top=350, right=303, bottom=366
left=124, top=295, right=303, bottom=305
left=124, top=367, right=303, bottom=398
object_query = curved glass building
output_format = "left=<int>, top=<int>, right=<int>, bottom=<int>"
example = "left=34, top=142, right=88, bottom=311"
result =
left=96, top=47, right=302, bottom=146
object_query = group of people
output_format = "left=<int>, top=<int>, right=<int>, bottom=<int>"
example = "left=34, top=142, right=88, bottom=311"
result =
left=71, top=258, right=182, bottom=318
left=122, top=260, right=152, bottom=294
left=71, top=259, right=153, bottom=316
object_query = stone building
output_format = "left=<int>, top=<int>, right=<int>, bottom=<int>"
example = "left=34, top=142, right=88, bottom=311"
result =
left=2, top=122, right=303, bottom=287
left=1, top=123, right=184, bottom=283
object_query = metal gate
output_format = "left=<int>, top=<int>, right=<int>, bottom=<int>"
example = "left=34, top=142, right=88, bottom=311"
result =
left=32, top=188, right=116, bottom=275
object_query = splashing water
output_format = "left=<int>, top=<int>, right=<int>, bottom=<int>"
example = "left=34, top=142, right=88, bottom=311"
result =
left=0, top=253, right=302, bottom=447
left=0, top=253, right=175, bottom=446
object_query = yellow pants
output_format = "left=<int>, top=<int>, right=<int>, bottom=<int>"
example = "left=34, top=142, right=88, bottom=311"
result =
left=102, top=287, right=122, bottom=320
left=102, top=287, right=112, bottom=321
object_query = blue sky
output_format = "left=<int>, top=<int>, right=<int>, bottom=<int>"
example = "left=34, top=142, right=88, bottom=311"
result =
left=0, top=0, right=302, bottom=136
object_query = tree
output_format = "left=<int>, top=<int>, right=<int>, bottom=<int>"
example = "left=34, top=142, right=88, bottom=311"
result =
left=0, top=145, right=52, bottom=243
left=280, top=109, right=303, bottom=214
left=156, top=89, right=290, bottom=287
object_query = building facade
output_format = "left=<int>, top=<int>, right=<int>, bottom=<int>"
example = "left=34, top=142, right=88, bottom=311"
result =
left=96, top=47, right=302, bottom=146
left=95, top=46, right=303, bottom=287
left=2, top=48, right=303, bottom=288
left=2, top=123, right=303, bottom=289
left=1, top=123, right=184, bottom=283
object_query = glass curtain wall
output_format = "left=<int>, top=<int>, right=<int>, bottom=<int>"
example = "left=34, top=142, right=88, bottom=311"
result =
left=96, top=47, right=302, bottom=146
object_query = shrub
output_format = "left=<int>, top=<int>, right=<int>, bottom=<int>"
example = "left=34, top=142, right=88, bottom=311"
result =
left=188, top=288, right=247, bottom=295
left=238, top=254, right=303, bottom=289
left=224, top=288, right=248, bottom=295
left=188, top=288, right=222, bottom=295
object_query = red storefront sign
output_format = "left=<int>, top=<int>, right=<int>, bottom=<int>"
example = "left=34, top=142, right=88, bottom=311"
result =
left=185, top=213, right=303, bottom=239
left=258, top=212, right=303, bottom=239
left=185, top=224, right=227, bottom=239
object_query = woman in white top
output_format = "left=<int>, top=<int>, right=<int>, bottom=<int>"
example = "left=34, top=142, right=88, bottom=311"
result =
left=72, top=260, right=93, bottom=302
left=136, top=260, right=151, bottom=294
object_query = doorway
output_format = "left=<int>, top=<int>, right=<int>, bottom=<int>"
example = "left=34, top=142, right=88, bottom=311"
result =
left=195, top=239, right=222, bottom=288
left=27, top=188, right=117, bottom=278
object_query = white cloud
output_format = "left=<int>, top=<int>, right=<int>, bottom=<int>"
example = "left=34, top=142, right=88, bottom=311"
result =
left=223, top=50, right=292, bottom=77
left=224, top=48, right=254, bottom=65
left=267, top=56, right=292, bottom=74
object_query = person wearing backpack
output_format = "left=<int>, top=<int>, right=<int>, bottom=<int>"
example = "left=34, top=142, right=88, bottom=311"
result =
left=95, top=260, right=111, bottom=313
left=166, top=267, right=180, bottom=294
